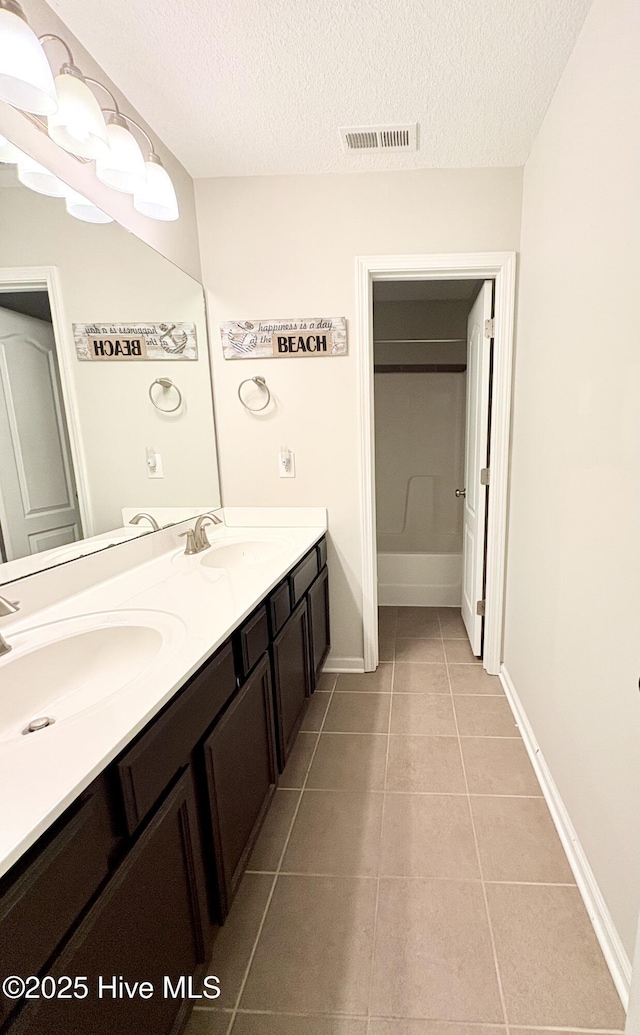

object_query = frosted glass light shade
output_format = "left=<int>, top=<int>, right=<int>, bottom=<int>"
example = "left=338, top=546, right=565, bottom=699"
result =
left=65, top=187, right=113, bottom=224
left=133, top=159, right=179, bottom=221
left=48, top=72, right=109, bottom=159
left=0, top=132, right=19, bottom=163
left=0, top=7, right=58, bottom=115
left=17, top=151, right=66, bottom=197
left=96, top=121, right=145, bottom=194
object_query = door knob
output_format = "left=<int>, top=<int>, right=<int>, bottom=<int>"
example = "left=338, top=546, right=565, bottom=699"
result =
left=455, top=488, right=466, bottom=498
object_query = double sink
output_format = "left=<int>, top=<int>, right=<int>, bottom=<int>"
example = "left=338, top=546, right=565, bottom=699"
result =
left=0, top=534, right=287, bottom=745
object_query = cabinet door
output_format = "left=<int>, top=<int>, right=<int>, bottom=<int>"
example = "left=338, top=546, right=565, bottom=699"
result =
left=12, top=770, right=208, bottom=1035
left=204, top=655, right=277, bottom=917
left=271, top=600, right=311, bottom=770
left=308, top=567, right=330, bottom=688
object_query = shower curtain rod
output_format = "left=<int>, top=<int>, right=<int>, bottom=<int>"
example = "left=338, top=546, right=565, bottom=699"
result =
left=374, top=337, right=466, bottom=344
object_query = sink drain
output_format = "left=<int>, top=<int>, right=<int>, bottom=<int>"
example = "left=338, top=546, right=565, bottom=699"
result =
left=23, top=716, right=54, bottom=735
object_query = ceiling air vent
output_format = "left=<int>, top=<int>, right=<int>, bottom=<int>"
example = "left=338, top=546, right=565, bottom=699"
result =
left=340, top=124, right=418, bottom=153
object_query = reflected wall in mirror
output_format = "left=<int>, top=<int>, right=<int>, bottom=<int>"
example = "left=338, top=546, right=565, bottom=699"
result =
left=0, top=164, right=220, bottom=585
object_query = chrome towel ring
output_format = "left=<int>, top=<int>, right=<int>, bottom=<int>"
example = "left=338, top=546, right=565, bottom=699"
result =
left=149, top=377, right=183, bottom=413
left=238, top=375, right=271, bottom=412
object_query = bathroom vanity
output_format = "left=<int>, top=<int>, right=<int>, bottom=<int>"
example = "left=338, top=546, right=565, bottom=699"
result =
left=0, top=519, right=329, bottom=1035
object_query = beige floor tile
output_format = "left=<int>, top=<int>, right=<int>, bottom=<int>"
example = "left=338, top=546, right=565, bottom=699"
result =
left=437, top=610, right=468, bottom=638
left=380, top=794, right=480, bottom=879
left=240, top=875, right=377, bottom=1014
left=393, top=663, right=450, bottom=693
left=324, top=692, right=391, bottom=733
left=395, top=638, right=446, bottom=664
left=247, top=789, right=301, bottom=871
left=390, top=694, right=457, bottom=736
left=471, top=796, right=574, bottom=883
left=379, top=633, right=395, bottom=662
left=386, top=736, right=466, bottom=793
left=232, top=1016, right=367, bottom=1035
left=316, top=671, right=338, bottom=691
left=336, top=665, right=393, bottom=692
left=443, top=639, right=480, bottom=663
left=301, top=692, right=332, bottom=731
left=307, top=733, right=388, bottom=790
left=370, top=878, right=503, bottom=1021
left=513, top=1030, right=611, bottom=1035
left=282, top=790, right=383, bottom=876
left=378, top=606, right=398, bottom=633
left=396, top=608, right=442, bottom=638
left=370, top=1023, right=505, bottom=1035
left=206, top=873, right=275, bottom=1010
left=486, top=883, right=626, bottom=1028
left=279, top=732, right=319, bottom=788
left=448, top=665, right=504, bottom=695
left=461, top=737, right=542, bottom=796
left=184, top=1010, right=233, bottom=1035
left=454, top=696, right=519, bottom=738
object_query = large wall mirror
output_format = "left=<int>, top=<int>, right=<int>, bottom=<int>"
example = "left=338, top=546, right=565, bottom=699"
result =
left=0, top=161, right=220, bottom=586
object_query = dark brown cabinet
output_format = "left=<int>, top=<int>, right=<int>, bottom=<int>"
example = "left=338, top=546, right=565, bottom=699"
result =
left=271, top=599, right=311, bottom=769
left=308, top=566, right=330, bottom=687
left=12, top=770, right=208, bottom=1035
left=204, top=654, right=276, bottom=916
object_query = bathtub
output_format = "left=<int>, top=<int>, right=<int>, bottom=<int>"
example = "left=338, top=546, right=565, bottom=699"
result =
left=377, top=551, right=462, bottom=607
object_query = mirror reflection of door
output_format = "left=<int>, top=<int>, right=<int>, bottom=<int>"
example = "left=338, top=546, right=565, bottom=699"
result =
left=0, top=297, right=81, bottom=562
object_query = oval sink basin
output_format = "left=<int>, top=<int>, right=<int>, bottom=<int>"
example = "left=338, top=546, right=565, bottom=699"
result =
left=201, top=538, right=286, bottom=569
left=0, top=610, right=185, bottom=743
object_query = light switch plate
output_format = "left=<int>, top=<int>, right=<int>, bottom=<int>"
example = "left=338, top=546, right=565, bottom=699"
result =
left=279, top=448, right=295, bottom=478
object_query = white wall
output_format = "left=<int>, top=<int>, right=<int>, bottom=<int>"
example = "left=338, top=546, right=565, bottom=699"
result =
left=196, top=168, right=522, bottom=667
left=0, top=185, right=220, bottom=535
left=505, top=0, right=640, bottom=961
left=0, top=0, right=201, bottom=280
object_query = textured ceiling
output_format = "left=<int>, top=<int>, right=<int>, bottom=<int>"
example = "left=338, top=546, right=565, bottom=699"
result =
left=47, top=0, right=593, bottom=178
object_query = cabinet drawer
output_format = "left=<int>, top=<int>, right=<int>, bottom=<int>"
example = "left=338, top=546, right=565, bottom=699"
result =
left=118, top=642, right=236, bottom=834
left=0, top=792, right=110, bottom=1028
left=238, top=605, right=269, bottom=679
left=269, top=581, right=291, bottom=637
left=289, top=550, right=319, bottom=607
left=317, top=537, right=327, bottom=570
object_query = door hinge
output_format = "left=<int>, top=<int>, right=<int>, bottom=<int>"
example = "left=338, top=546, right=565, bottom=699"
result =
left=484, top=318, right=495, bottom=338
left=476, top=600, right=486, bottom=617
left=480, top=467, right=490, bottom=486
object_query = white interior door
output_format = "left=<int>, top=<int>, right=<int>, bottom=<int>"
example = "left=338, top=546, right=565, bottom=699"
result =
left=461, top=282, right=493, bottom=654
left=0, top=305, right=81, bottom=561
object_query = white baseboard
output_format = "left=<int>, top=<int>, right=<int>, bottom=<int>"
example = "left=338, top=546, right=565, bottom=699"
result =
left=323, top=655, right=365, bottom=673
left=500, top=664, right=631, bottom=1010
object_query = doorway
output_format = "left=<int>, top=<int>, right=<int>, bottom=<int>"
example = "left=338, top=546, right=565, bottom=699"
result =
left=356, top=252, right=517, bottom=676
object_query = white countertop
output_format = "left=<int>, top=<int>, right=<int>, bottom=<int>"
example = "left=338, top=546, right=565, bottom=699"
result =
left=0, top=516, right=326, bottom=879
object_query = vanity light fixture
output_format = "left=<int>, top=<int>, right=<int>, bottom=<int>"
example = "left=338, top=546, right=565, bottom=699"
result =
left=134, top=153, right=179, bottom=221
left=0, top=130, right=18, bottom=163
left=16, top=149, right=66, bottom=197
left=0, top=0, right=57, bottom=114
left=41, top=35, right=109, bottom=161
left=65, top=186, right=113, bottom=223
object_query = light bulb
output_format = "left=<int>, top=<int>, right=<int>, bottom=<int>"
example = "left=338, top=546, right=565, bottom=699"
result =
left=133, top=156, right=179, bottom=221
left=48, top=68, right=109, bottom=160
left=0, top=3, right=58, bottom=115
left=96, top=115, right=145, bottom=194
left=0, top=132, right=19, bottom=163
left=17, top=150, right=66, bottom=197
left=65, top=187, right=113, bottom=223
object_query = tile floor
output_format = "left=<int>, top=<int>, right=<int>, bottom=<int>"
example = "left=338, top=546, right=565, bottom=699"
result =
left=186, top=607, right=626, bottom=1035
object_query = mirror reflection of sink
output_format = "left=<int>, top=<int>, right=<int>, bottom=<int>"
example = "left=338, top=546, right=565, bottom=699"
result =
left=0, top=610, right=185, bottom=744
left=201, top=538, right=287, bottom=569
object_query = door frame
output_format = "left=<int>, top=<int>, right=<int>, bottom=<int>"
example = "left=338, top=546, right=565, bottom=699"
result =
left=0, top=266, right=94, bottom=538
left=355, top=251, right=517, bottom=675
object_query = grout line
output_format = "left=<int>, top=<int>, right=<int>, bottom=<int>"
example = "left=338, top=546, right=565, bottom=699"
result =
left=225, top=671, right=340, bottom=1029
left=441, top=608, right=511, bottom=1035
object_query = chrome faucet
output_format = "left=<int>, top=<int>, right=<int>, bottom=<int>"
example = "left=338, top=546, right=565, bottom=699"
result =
left=179, top=512, right=223, bottom=555
left=130, top=512, right=160, bottom=531
left=0, top=595, right=20, bottom=657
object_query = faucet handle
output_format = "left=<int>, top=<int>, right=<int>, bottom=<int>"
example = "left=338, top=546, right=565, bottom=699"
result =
left=179, top=530, right=199, bottom=556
